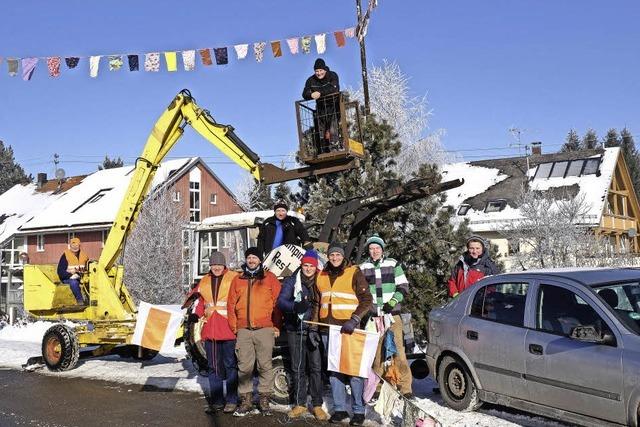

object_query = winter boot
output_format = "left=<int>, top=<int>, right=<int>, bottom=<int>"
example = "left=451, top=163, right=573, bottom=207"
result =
left=258, top=393, right=272, bottom=415
left=287, top=405, right=307, bottom=418
left=329, top=411, right=350, bottom=424
left=349, top=413, right=366, bottom=426
left=204, top=403, right=224, bottom=414
left=312, top=406, right=329, bottom=421
left=223, top=402, right=237, bottom=414
left=233, top=393, right=254, bottom=417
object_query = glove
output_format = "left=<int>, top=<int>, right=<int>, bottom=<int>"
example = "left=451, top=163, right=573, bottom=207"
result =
left=294, top=299, right=310, bottom=314
left=382, top=299, right=397, bottom=314
left=307, top=330, right=321, bottom=349
left=341, top=318, right=358, bottom=335
left=187, top=313, right=199, bottom=323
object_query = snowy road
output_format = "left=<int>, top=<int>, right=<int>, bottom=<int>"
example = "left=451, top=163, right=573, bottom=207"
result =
left=0, top=322, right=572, bottom=426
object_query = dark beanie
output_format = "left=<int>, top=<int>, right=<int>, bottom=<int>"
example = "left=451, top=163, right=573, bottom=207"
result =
left=313, top=58, right=327, bottom=71
left=244, top=247, right=263, bottom=261
left=328, top=242, right=345, bottom=257
left=274, top=200, right=289, bottom=211
left=209, top=251, right=226, bottom=266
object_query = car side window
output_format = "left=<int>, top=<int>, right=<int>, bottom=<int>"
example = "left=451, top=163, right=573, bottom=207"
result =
left=537, top=284, right=613, bottom=337
left=470, top=283, right=528, bottom=327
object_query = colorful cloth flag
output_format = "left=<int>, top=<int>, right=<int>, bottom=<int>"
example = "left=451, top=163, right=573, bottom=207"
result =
left=328, top=325, right=379, bottom=378
left=108, top=55, right=123, bottom=71
left=334, top=31, right=346, bottom=47
left=315, top=33, right=327, bottom=54
left=131, top=302, right=185, bottom=353
left=254, top=42, right=266, bottom=62
left=164, top=51, right=177, bottom=72
left=234, top=44, right=249, bottom=60
left=270, top=41, right=282, bottom=58
left=22, top=57, right=38, bottom=81
left=286, top=38, right=299, bottom=54
left=301, top=36, right=312, bottom=54
left=182, top=50, right=195, bottom=71
left=89, top=56, right=101, bottom=78
left=65, top=57, right=80, bottom=69
left=214, top=48, right=228, bottom=65
left=345, top=27, right=356, bottom=38
left=47, top=57, right=61, bottom=78
left=144, top=53, right=160, bottom=72
left=7, top=58, right=18, bottom=76
left=127, top=55, right=139, bottom=71
left=199, top=48, right=213, bottom=66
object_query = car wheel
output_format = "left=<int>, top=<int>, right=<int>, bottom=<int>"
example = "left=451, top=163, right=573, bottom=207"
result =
left=42, top=324, right=80, bottom=371
left=271, top=357, right=291, bottom=405
left=438, top=355, right=481, bottom=411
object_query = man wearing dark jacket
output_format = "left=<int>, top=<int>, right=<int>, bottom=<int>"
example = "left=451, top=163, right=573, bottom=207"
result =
left=302, top=58, right=340, bottom=154
left=276, top=249, right=328, bottom=421
left=257, top=201, right=310, bottom=257
left=448, top=236, right=499, bottom=297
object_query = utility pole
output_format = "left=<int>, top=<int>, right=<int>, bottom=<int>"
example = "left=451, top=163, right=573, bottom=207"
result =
left=356, top=0, right=371, bottom=116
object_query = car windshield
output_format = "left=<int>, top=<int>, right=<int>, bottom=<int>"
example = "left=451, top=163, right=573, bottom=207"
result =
left=594, top=281, right=640, bottom=334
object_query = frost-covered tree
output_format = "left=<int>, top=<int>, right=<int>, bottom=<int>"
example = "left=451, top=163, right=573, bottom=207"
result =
left=350, top=60, right=454, bottom=176
left=0, top=141, right=30, bottom=194
left=273, top=181, right=293, bottom=208
left=123, top=187, right=187, bottom=304
left=98, top=155, right=124, bottom=170
left=234, top=174, right=273, bottom=211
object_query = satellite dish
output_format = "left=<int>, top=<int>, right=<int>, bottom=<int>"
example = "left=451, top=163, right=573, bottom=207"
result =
left=628, top=228, right=637, bottom=238
left=55, top=168, right=66, bottom=180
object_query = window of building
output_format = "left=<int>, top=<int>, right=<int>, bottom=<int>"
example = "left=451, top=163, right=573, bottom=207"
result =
left=457, top=204, right=470, bottom=216
left=566, top=160, right=584, bottom=177
left=0, top=237, right=26, bottom=268
left=549, top=161, right=568, bottom=178
left=189, top=181, right=201, bottom=222
left=172, top=191, right=181, bottom=202
left=534, top=163, right=553, bottom=179
left=210, top=193, right=217, bottom=205
left=582, top=158, right=600, bottom=175
left=470, top=282, right=529, bottom=327
left=485, top=199, right=507, bottom=213
left=36, top=234, right=45, bottom=252
left=72, top=189, right=113, bottom=213
left=198, top=231, right=217, bottom=274
left=101, top=229, right=109, bottom=247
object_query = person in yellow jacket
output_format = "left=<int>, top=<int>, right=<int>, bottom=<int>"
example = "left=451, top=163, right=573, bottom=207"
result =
left=189, top=251, right=239, bottom=415
left=56, top=237, right=88, bottom=305
left=314, top=243, right=372, bottom=426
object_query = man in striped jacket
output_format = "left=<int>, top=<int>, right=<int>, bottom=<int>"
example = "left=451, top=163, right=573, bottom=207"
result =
left=359, top=234, right=413, bottom=398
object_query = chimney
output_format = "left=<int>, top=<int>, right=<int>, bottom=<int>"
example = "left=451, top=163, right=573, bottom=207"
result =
left=36, top=173, right=47, bottom=189
left=531, top=141, right=542, bottom=156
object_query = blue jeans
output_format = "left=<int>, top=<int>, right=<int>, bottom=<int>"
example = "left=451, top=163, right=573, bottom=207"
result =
left=322, top=334, right=365, bottom=414
left=205, top=339, right=238, bottom=405
left=63, top=279, right=83, bottom=303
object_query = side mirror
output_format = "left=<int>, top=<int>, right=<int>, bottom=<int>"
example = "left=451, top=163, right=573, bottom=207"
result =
left=570, top=325, right=616, bottom=346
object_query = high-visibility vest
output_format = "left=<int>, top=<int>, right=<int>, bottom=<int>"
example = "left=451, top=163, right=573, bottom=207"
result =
left=317, top=266, right=359, bottom=320
left=199, top=271, right=237, bottom=318
left=64, top=249, right=89, bottom=268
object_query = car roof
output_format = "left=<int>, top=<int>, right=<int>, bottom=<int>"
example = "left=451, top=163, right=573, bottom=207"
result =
left=488, top=267, right=640, bottom=288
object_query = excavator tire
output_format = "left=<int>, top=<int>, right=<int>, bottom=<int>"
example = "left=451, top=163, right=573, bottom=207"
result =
left=42, top=324, right=79, bottom=371
left=183, top=315, right=209, bottom=376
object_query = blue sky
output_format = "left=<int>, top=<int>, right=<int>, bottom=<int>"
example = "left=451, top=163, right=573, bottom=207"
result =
left=2, top=1, right=639, bottom=189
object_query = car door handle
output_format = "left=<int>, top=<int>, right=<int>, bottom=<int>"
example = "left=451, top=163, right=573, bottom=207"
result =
left=529, top=344, right=544, bottom=355
left=466, top=330, right=478, bottom=340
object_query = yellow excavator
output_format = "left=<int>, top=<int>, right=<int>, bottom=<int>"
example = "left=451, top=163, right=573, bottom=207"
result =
left=23, top=89, right=364, bottom=371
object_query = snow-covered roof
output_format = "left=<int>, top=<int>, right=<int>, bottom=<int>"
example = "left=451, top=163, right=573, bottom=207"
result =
left=17, top=158, right=197, bottom=233
left=0, top=184, right=62, bottom=247
left=198, top=210, right=305, bottom=230
left=440, top=147, right=620, bottom=233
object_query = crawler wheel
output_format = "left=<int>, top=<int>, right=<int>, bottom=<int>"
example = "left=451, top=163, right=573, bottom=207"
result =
left=437, top=355, right=481, bottom=411
left=42, top=324, right=80, bottom=371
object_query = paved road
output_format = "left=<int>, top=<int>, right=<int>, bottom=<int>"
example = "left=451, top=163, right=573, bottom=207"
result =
left=0, top=369, right=313, bottom=427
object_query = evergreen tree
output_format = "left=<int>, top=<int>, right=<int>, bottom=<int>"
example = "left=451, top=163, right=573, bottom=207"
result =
left=603, top=128, right=622, bottom=147
left=250, top=180, right=274, bottom=211
left=560, top=129, right=582, bottom=152
left=582, top=128, right=600, bottom=150
left=273, top=181, right=293, bottom=208
left=0, top=141, right=30, bottom=194
left=621, top=128, right=640, bottom=200
left=98, top=155, right=124, bottom=170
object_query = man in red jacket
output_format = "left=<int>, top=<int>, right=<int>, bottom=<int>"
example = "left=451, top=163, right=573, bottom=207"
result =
left=448, top=236, right=499, bottom=298
left=191, top=251, right=239, bottom=414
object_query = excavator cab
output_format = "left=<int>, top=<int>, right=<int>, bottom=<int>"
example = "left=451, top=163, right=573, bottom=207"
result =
left=296, top=91, right=364, bottom=165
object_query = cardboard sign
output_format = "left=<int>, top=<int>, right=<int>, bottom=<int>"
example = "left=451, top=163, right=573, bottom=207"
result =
left=263, top=244, right=305, bottom=279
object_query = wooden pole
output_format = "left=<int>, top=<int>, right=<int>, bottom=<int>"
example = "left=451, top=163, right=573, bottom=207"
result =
left=356, top=0, right=371, bottom=116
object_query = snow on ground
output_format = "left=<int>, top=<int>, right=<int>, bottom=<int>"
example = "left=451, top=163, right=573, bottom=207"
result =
left=0, top=321, right=569, bottom=427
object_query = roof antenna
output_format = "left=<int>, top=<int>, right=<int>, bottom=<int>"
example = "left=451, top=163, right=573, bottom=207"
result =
left=508, top=127, right=531, bottom=181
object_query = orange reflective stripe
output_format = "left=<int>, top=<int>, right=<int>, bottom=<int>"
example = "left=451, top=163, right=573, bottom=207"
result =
left=198, top=271, right=238, bottom=319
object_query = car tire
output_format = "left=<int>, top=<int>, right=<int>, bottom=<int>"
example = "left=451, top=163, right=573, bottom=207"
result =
left=42, top=324, right=80, bottom=371
left=438, top=355, right=481, bottom=411
left=183, top=315, right=209, bottom=376
left=271, top=357, right=291, bottom=405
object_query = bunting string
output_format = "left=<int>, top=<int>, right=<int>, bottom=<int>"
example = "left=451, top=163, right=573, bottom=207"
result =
left=2, top=26, right=355, bottom=81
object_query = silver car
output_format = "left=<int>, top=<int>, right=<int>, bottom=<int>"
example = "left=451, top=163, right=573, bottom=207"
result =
left=426, top=268, right=640, bottom=427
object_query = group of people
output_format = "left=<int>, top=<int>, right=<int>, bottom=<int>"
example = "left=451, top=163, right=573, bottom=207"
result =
left=186, top=202, right=499, bottom=424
